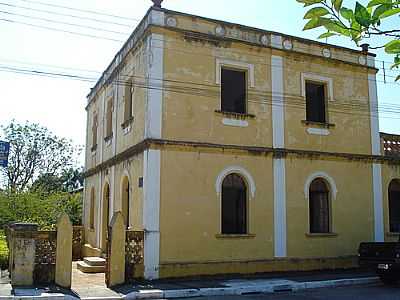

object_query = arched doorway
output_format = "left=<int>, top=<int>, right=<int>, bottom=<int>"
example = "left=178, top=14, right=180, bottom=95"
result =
left=101, top=183, right=111, bottom=251
left=121, top=176, right=130, bottom=229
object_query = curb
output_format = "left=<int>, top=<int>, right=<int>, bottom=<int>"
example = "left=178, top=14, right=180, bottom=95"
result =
left=0, top=276, right=381, bottom=300
left=124, top=276, right=380, bottom=299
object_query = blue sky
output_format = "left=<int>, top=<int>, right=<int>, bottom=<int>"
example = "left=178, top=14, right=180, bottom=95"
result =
left=0, top=0, right=399, bottom=166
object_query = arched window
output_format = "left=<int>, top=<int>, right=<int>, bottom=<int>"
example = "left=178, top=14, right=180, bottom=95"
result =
left=309, top=178, right=330, bottom=233
left=222, top=173, right=247, bottom=234
left=89, top=188, right=95, bottom=229
left=121, top=176, right=130, bottom=229
left=389, top=179, right=400, bottom=233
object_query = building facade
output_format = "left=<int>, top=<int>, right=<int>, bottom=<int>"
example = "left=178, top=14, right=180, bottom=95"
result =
left=83, top=6, right=400, bottom=279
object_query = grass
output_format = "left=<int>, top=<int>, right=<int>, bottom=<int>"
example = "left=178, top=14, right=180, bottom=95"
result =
left=0, top=230, right=8, bottom=270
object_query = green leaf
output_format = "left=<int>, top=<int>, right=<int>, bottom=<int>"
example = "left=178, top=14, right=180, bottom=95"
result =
left=367, top=0, right=392, bottom=7
left=304, top=7, right=330, bottom=18
left=324, top=20, right=351, bottom=36
left=355, top=2, right=372, bottom=27
left=385, top=40, right=400, bottom=54
left=350, top=19, right=362, bottom=42
left=373, top=4, right=391, bottom=19
left=332, top=0, right=343, bottom=12
left=318, top=32, right=337, bottom=39
left=380, top=7, right=400, bottom=18
left=395, top=75, right=400, bottom=82
left=303, top=18, right=323, bottom=30
left=296, top=0, right=324, bottom=7
left=340, top=7, right=354, bottom=20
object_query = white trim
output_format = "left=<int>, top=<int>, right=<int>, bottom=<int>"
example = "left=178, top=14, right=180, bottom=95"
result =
left=215, top=166, right=256, bottom=198
left=372, top=163, right=384, bottom=242
left=143, top=149, right=161, bottom=279
left=222, top=118, right=248, bottom=127
left=145, top=34, right=164, bottom=139
left=368, top=73, right=380, bottom=156
left=120, top=170, right=132, bottom=228
left=99, top=177, right=111, bottom=249
left=301, top=73, right=334, bottom=102
left=110, top=166, right=115, bottom=222
left=271, top=55, right=285, bottom=148
left=216, top=58, right=255, bottom=88
left=149, top=9, right=165, bottom=26
left=307, top=128, right=330, bottom=136
left=273, top=158, right=287, bottom=258
left=96, top=175, right=102, bottom=248
left=367, top=56, right=376, bottom=68
left=271, top=35, right=283, bottom=49
left=304, top=172, right=338, bottom=201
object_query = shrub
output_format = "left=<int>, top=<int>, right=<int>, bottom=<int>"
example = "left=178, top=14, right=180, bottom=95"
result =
left=0, top=190, right=82, bottom=230
left=0, top=230, right=8, bottom=270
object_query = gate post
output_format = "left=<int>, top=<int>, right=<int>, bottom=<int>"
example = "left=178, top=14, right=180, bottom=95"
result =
left=55, top=213, right=73, bottom=288
left=9, top=223, right=38, bottom=286
left=106, top=212, right=125, bottom=287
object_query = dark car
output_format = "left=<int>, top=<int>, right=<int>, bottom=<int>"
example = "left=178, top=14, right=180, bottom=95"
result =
left=359, top=239, right=400, bottom=284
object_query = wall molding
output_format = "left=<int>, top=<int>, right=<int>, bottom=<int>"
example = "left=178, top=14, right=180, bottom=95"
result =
left=83, top=139, right=399, bottom=179
left=215, top=165, right=256, bottom=198
left=304, top=171, right=338, bottom=201
left=216, top=58, right=255, bottom=88
left=301, top=72, right=334, bottom=102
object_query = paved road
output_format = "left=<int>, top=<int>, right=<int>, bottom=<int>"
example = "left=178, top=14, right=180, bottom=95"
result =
left=179, top=283, right=400, bottom=300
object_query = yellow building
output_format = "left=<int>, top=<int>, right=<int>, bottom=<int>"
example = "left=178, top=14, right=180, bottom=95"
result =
left=83, top=5, right=400, bottom=279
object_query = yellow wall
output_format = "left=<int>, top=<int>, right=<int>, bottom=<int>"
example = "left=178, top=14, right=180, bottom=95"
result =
left=159, top=148, right=274, bottom=263
left=285, top=158, right=374, bottom=257
left=85, top=41, right=147, bottom=171
left=284, top=53, right=372, bottom=155
left=83, top=153, right=144, bottom=250
left=162, top=29, right=273, bottom=146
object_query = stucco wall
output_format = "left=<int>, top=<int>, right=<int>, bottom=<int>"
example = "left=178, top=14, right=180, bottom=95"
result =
left=284, top=52, right=372, bottom=155
left=285, top=158, right=374, bottom=257
left=159, top=148, right=274, bottom=263
left=161, top=29, right=273, bottom=146
left=83, top=153, right=144, bottom=249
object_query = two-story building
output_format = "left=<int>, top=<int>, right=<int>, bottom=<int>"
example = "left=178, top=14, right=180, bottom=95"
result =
left=82, top=4, right=400, bottom=280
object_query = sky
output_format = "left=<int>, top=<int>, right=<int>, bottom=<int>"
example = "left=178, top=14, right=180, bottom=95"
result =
left=0, top=0, right=399, bottom=167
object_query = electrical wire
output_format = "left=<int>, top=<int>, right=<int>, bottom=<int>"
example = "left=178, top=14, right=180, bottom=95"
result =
left=0, top=17, right=124, bottom=42
left=1, top=65, right=400, bottom=120
left=16, top=0, right=140, bottom=22
left=0, top=2, right=135, bottom=28
left=0, top=10, right=131, bottom=35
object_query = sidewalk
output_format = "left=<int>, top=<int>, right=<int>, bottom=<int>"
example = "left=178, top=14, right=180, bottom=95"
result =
left=0, top=268, right=380, bottom=300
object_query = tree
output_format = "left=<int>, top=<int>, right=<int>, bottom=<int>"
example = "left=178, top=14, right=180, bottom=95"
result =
left=0, top=121, right=82, bottom=192
left=31, top=167, right=84, bottom=194
left=297, top=0, right=400, bottom=81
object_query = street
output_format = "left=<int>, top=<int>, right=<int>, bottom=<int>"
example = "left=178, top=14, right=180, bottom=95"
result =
left=181, top=283, right=400, bottom=300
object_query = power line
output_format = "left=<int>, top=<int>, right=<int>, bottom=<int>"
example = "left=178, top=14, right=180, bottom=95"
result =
left=0, top=57, right=398, bottom=113
left=17, top=0, right=141, bottom=22
left=0, top=10, right=131, bottom=35
left=0, top=17, right=124, bottom=42
left=0, top=2, right=135, bottom=28
left=4, top=58, right=399, bottom=112
left=1, top=65, right=400, bottom=120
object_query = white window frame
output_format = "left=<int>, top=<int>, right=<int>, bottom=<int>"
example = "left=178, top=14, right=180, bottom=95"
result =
left=301, top=73, right=334, bottom=102
left=216, top=58, right=255, bottom=88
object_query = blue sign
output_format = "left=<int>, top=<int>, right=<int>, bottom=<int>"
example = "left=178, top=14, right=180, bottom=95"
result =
left=0, top=141, right=10, bottom=168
